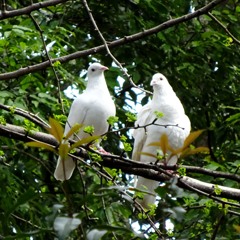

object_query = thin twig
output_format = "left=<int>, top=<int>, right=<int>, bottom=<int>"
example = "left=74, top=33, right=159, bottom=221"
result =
left=72, top=153, right=162, bottom=237
left=29, top=13, right=65, bottom=114
left=211, top=213, right=224, bottom=240
left=208, top=12, right=240, bottom=45
left=82, top=0, right=152, bottom=95
left=11, top=213, right=50, bottom=230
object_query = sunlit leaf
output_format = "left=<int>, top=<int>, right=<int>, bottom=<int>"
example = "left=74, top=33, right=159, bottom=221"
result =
left=180, top=147, right=209, bottom=158
left=70, top=135, right=100, bottom=149
left=233, top=225, right=240, bottom=233
left=26, top=141, right=56, bottom=152
left=148, top=134, right=175, bottom=155
left=159, top=134, right=168, bottom=156
left=140, top=152, right=157, bottom=158
left=182, top=130, right=205, bottom=149
left=46, top=118, right=64, bottom=142
left=59, top=143, right=70, bottom=159
left=64, top=123, right=83, bottom=140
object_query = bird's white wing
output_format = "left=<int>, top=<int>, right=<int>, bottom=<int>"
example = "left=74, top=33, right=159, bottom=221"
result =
left=54, top=94, right=89, bottom=181
left=132, top=73, right=191, bottom=209
left=132, top=102, right=155, bottom=162
left=54, top=63, right=116, bottom=181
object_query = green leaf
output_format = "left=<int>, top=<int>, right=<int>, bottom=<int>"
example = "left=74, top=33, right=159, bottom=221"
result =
left=83, top=125, right=95, bottom=135
left=6, top=188, right=37, bottom=217
left=0, top=116, right=6, bottom=125
left=125, top=112, right=137, bottom=122
left=154, top=110, right=164, bottom=118
left=107, top=116, right=119, bottom=125
left=123, top=142, right=132, bottom=152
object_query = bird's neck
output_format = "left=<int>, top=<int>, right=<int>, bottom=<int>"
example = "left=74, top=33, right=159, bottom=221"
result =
left=152, top=89, right=185, bottom=115
left=86, top=74, right=109, bottom=92
left=152, top=88, right=173, bottom=103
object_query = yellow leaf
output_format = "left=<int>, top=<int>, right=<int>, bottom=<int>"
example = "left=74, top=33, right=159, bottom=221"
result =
left=59, top=143, right=70, bottom=159
left=182, top=130, right=205, bottom=150
left=46, top=118, right=64, bottom=143
left=64, top=123, right=83, bottom=140
left=160, top=134, right=168, bottom=156
left=26, top=141, right=56, bottom=152
left=148, top=141, right=162, bottom=147
left=148, top=134, right=175, bottom=155
left=70, top=135, right=100, bottom=149
left=140, top=152, right=157, bottom=159
left=233, top=225, right=240, bottom=233
left=181, top=147, right=209, bottom=158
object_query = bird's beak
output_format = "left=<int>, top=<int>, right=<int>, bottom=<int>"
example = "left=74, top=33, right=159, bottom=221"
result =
left=150, top=79, right=156, bottom=86
left=101, top=66, right=109, bottom=71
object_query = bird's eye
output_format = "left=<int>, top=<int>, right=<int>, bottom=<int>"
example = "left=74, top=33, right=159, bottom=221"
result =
left=91, top=68, right=95, bottom=72
left=160, top=77, right=163, bottom=81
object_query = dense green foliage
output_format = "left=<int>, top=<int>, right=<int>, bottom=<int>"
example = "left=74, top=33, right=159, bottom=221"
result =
left=0, top=0, right=240, bottom=239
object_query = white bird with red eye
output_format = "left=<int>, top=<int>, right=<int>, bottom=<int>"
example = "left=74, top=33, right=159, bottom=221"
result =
left=54, top=63, right=116, bottom=181
left=132, top=73, right=191, bottom=209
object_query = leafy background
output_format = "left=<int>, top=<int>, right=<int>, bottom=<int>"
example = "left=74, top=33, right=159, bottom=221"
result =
left=0, top=0, right=240, bottom=239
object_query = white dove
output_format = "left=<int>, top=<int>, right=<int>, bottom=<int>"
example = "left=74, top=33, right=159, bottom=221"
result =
left=54, top=63, right=116, bottom=181
left=132, top=73, right=191, bottom=208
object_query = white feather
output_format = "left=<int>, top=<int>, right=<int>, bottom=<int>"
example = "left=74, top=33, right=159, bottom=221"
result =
left=54, top=63, right=116, bottom=181
left=132, top=73, right=191, bottom=208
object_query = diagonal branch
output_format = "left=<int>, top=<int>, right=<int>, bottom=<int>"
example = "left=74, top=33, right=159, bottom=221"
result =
left=208, top=12, right=240, bottom=45
left=0, top=0, right=227, bottom=81
left=29, top=13, right=65, bottom=114
left=0, top=103, right=49, bottom=128
left=0, top=0, right=69, bottom=20
left=82, top=0, right=152, bottom=95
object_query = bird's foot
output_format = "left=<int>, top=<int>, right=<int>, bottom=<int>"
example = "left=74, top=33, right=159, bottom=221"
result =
left=97, top=147, right=111, bottom=155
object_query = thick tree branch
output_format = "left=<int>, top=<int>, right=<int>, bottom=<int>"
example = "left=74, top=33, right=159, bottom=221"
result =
left=0, top=0, right=227, bottom=81
left=1, top=122, right=240, bottom=202
left=0, top=0, right=69, bottom=20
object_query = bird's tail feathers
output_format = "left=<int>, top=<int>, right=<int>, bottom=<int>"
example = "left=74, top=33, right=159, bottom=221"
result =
left=54, top=156, right=75, bottom=181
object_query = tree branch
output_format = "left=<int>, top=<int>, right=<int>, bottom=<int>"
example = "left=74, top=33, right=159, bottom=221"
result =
left=208, top=12, right=240, bottom=45
left=0, top=103, right=49, bottom=129
left=29, top=13, right=65, bottom=114
left=1, top=122, right=240, bottom=202
left=82, top=0, right=152, bottom=95
left=0, top=0, right=227, bottom=81
left=0, top=0, right=69, bottom=20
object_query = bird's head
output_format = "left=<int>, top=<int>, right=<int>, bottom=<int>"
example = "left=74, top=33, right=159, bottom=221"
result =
left=150, top=73, right=174, bottom=96
left=150, top=73, right=168, bottom=88
left=87, top=63, right=108, bottom=79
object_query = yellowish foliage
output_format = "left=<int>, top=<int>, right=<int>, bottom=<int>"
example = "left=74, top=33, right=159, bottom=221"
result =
left=144, top=130, right=209, bottom=159
left=64, top=123, right=83, bottom=140
left=26, top=141, right=56, bottom=152
left=46, top=117, right=64, bottom=143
